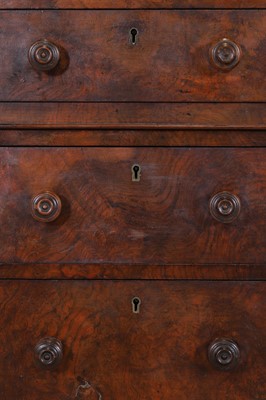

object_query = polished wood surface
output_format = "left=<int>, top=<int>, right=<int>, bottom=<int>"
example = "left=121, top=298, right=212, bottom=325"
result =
left=1, top=0, right=266, bottom=8
left=0, top=263, right=265, bottom=280
left=0, top=11, right=265, bottom=102
left=0, top=2, right=265, bottom=397
left=1, top=147, right=266, bottom=264
left=2, top=129, right=266, bottom=147
left=0, top=103, right=265, bottom=130
left=0, top=280, right=264, bottom=399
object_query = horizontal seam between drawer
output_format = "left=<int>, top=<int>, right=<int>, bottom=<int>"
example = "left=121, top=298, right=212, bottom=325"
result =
left=1, top=8, right=266, bottom=11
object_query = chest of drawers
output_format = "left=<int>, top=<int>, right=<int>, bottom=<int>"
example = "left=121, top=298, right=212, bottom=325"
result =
left=0, top=1, right=265, bottom=399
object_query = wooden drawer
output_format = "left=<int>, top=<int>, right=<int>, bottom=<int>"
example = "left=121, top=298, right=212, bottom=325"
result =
left=2, top=147, right=266, bottom=265
left=0, top=10, right=265, bottom=102
left=0, top=280, right=264, bottom=399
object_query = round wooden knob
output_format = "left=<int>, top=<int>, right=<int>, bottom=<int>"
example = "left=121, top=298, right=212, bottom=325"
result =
left=32, top=191, right=62, bottom=222
left=35, top=337, right=63, bottom=367
left=210, top=191, right=241, bottom=223
left=29, top=39, right=60, bottom=71
left=211, top=38, right=241, bottom=70
left=208, top=338, right=240, bottom=371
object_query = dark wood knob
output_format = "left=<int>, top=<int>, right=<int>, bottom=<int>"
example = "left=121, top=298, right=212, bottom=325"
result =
left=210, top=191, right=241, bottom=223
left=32, top=191, right=62, bottom=222
left=29, top=39, right=60, bottom=71
left=35, top=337, right=63, bottom=367
left=208, top=338, right=240, bottom=371
left=211, top=38, right=241, bottom=70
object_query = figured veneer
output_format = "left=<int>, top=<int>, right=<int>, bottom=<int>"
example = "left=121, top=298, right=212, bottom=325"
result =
left=0, top=1, right=264, bottom=399
left=0, top=10, right=265, bottom=102
left=0, top=103, right=265, bottom=131
left=2, top=129, right=266, bottom=147
left=0, top=280, right=264, bottom=399
left=0, top=263, right=266, bottom=280
left=1, top=147, right=266, bottom=264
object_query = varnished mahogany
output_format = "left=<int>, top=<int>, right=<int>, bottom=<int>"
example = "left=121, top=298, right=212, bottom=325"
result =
left=0, top=1, right=265, bottom=399
left=0, top=103, right=265, bottom=131
left=0, top=280, right=264, bottom=399
left=2, top=129, right=266, bottom=147
left=2, top=147, right=266, bottom=265
left=0, top=11, right=265, bottom=102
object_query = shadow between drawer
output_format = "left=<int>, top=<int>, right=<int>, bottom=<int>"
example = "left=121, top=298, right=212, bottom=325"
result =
left=1, top=0, right=266, bottom=9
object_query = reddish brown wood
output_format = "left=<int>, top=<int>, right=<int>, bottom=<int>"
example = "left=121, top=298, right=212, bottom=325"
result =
left=0, top=263, right=265, bottom=280
left=0, top=103, right=265, bottom=130
left=0, top=3, right=265, bottom=398
left=1, top=129, right=266, bottom=147
left=0, top=0, right=266, bottom=8
left=1, top=147, right=266, bottom=264
left=0, top=280, right=264, bottom=399
left=0, top=11, right=265, bottom=102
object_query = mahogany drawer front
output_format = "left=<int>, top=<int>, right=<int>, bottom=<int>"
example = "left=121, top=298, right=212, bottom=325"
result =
left=0, top=10, right=265, bottom=102
left=0, top=280, right=264, bottom=399
left=2, top=147, right=266, bottom=265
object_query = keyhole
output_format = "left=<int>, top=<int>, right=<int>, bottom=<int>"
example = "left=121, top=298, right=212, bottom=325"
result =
left=132, top=297, right=141, bottom=314
left=132, top=164, right=141, bottom=182
left=130, top=28, right=138, bottom=45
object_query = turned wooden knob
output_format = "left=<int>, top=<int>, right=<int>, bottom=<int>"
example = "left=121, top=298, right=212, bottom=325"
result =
left=208, top=338, right=240, bottom=371
left=29, top=39, right=60, bottom=71
left=211, top=38, right=241, bottom=70
left=210, top=191, right=241, bottom=223
left=32, top=191, right=62, bottom=222
left=35, top=337, right=63, bottom=366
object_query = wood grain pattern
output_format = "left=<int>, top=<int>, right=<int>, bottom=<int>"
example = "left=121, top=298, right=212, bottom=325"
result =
left=0, top=10, right=265, bottom=102
left=0, top=103, right=265, bottom=130
left=1, top=3, right=265, bottom=398
left=0, top=280, right=264, bottom=399
left=2, top=147, right=266, bottom=264
left=1, top=0, right=266, bottom=8
left=0, top=263, right=265, bottom=280
left=1, top=129, right=266, bottom=147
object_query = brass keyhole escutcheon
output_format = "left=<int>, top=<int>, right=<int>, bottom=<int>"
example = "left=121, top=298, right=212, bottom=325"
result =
left=132, top=164, right=141, bottom=182
left=132, top=297, right=141, bottom=313
left=130, top=28, right=139, bottom=45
